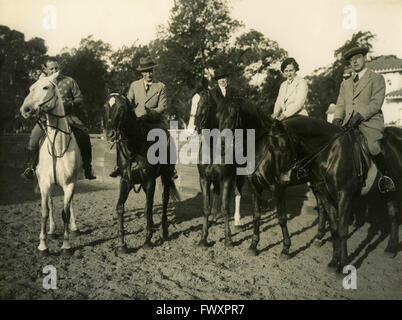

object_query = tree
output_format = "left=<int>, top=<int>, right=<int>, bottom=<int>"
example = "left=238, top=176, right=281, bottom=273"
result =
left=57, top=36, right=111, bottom=132
left=0, top=25, right=47, bottom=132
left=151, top=0, right=243, bottom=125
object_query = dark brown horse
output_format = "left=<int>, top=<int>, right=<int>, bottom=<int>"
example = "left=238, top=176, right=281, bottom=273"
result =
left=194, top=88, right=245, bottom=247
left=103, top=93, right=179, bottom=254
left=243, top=108, right=400, bottom=272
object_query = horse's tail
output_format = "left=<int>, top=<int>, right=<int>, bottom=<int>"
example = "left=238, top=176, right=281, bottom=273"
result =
left=164, top=177, right=181, bottom=203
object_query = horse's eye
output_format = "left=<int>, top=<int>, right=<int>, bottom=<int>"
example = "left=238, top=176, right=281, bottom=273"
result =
left=43, top=86, right=49, bottom=90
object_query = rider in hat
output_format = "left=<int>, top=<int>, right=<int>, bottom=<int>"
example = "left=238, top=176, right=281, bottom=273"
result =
left=210, top=68, right=233, bottom=105
left=21, top=57, right=96, bottom=181
left=109, top=56, right=177, bottom=179
left=333, top=46, right=396, bottom=193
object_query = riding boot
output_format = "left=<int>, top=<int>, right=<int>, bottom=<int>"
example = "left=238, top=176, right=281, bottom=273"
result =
left=73, top=127, right=96, bottom=180
left=373, top=153, right=396, bottom=193
left=20, top=149, right=38, bottom=181
left=109, top=165, right=121, bottom=178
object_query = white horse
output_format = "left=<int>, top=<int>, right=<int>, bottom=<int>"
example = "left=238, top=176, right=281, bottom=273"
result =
left=20, top=72, right=82, bottom=255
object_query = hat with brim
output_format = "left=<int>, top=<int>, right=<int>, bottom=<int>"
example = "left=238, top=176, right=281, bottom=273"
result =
left=137, top=56, right=157, bottom=71
left=213, top=68, right=231, bottom=80
left=343, top=47, right=369, bottom=61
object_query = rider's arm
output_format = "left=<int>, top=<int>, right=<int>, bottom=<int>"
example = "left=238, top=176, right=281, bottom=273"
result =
left=187, top=93, right=200, bottom=131
left=70, top=78, right=84, bottom=107
left=359, top=73, right=386, bottom=120
left=149, top=83, right=167, bottom=114
left=126, top=82, right=135, bottom=105
left=282, top=78, right=308, bottom=118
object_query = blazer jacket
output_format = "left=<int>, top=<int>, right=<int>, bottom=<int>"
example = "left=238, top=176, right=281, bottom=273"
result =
left=126, top=79, right=168, bottom=119
left=273, top=76, right=308, bottom=118
left=334, top=68, right=386, bottom=154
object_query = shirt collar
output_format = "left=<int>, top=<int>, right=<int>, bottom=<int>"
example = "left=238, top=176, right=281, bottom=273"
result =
left=356, top=68, right=367, bottom=80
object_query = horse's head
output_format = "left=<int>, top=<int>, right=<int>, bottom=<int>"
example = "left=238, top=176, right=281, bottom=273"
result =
left=20, top=72, right=59, bottom=119
left=103, top=93, right=131, bottom=142
left=194, top=89, right=217, bottom=133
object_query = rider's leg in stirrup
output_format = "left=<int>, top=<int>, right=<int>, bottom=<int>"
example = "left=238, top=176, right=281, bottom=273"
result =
left=72, top=126, right=96, bottom=180
left=21, top=124, right=42, bottom=181
left=373, top=151, right=396, bottom=193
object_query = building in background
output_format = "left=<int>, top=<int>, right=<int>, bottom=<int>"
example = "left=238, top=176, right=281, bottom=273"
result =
left=368, top=55, right=402, bottom=126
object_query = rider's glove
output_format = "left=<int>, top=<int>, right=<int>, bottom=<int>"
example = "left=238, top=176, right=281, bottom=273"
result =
left=64, top=101, right=74, bottom=114
left=332, top=118, right=343, bottom=128
left=348, top=112, right=364, bottom=128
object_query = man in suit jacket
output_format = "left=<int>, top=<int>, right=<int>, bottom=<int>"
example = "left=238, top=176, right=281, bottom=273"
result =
left=110, top=56, right=176, bottom=178
left=273, top=57, right=308, bottom=120
left=333, top=46, right=395, bottom=193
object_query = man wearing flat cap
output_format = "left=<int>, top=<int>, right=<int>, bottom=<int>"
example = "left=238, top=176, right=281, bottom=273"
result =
left=333, top=46, right=395, bottom=193
left=109, top=56, right=177, bottom=178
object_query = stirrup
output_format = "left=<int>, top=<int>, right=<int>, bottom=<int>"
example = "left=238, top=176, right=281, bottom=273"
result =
left=378, top=175, right=396, bottom=194
left=21, top=168, right=35, bottom=181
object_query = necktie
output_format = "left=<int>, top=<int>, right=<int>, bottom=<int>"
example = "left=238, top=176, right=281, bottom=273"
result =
left=353, top=74, right=359, bottom=83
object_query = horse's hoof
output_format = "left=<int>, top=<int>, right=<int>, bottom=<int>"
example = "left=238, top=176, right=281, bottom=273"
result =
left=327, top=261, right=339, bottom=273
left=279, top=250, right=291, bottom=261
left=198, top=239, right=209, bottom=248
left=61, top=248, right=73, bottom=257
left=116, top=245, right=129, bottom=255
left=47, top=233, right=57, bottom=240
left=38, top=248, right=50, bottom=257
left=384, top=246, right=397, bottom=258
left=143, top=241, right=153, bottom=250
left=70, top=230, right=80, bottom=238
left=225, top=240, right=234, bottom=248
left=314, top=238, right=324, bottom=247
left=248, top=247, right=258, bottom=256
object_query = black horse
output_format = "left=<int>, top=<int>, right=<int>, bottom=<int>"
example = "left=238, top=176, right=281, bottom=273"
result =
left=243, top=108, right=401, bottom=272
left=194, top=88, right=245, bottom=247
left=103, top=93, right=180, bottom=253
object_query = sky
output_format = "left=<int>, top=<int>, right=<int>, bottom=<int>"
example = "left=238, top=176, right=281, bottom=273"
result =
left=1, top=0, right=402, bottom=76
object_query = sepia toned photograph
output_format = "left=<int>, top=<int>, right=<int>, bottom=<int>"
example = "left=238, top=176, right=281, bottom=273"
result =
left=0, top=0, right=401, bottom=303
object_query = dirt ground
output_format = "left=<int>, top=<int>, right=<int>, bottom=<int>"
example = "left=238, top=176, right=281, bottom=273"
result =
left=0, top=166, right=401, bottom=300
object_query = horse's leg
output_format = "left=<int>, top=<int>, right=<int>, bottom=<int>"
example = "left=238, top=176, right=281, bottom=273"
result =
left=312, top=189, right=327, bottom=241
left=222, top=177, right=234, bottom=248
left=116, top=178, right=131, bottom=254
left=384, top=194, right=400, bottom=257
left=61, top=183, right=74, bottom=255
left=234, top=176, right=245, bottom=227
left=69, top=200, right=79, bottom=237
left=337, top=191, right=354, bottom=272
left=160, top=174, right=170, bottom=241
left=276, top=186, right=291, bottom=259
left=325, top=200, right=342, bottom=272
left=143, top=179, right=156, bottom=249
left=199, top=176, right=211, bottom=247
left=38, top=185, right=51, bottom=255
left=248, top=182, right=263, bottom=256
left=47, top=196, right=56, bottom=239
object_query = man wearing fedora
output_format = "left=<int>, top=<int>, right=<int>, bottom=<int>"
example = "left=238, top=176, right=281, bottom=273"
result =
left=333, top=46, right=395, bottom=193
left=211, top=68, right=233, bottom=105
left=109, top=56, right=177, bottom=179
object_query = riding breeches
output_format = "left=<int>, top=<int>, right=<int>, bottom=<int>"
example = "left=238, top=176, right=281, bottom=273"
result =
left=27, top=124, right=92, bottom=167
